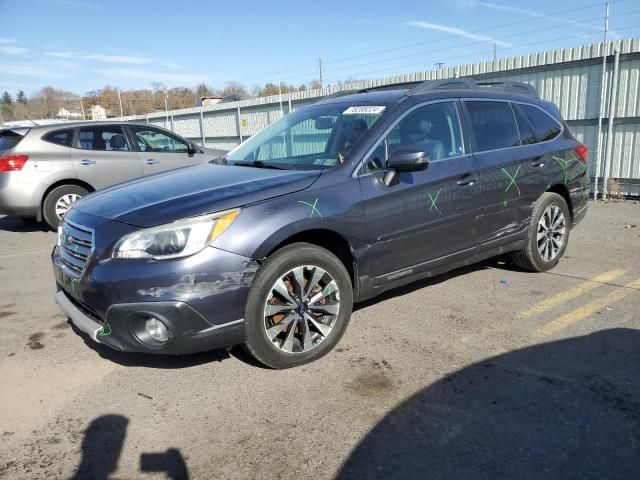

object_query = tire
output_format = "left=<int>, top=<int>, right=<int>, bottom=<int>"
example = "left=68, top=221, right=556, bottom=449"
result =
left=43, top=185, right=89, bottom=230
left=512, top=192, right=571, bottom=272
left=243, top=242, right=353, bottom=369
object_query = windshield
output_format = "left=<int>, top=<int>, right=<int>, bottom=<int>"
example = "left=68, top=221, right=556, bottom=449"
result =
left=225, top=103, right=386, bottom=169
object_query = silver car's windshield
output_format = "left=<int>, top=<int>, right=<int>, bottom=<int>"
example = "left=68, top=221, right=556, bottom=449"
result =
left=225, top=103, right=386, bottom=169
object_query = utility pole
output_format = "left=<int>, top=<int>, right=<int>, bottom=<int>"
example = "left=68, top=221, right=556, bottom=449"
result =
left=278, top=71, right=283, bottom=116
left=79, top=99, right=86, bottom=120
left=117, top=87, right=124, bottom=117
left=435, top=62, right=445, bottom=69
left=594, top=0, right=610, bottom=200
left=318, top=58, right=324, bottom=88
left=493, top=42, right=497, bottom=62
left=164, top=93, right=169, bottom=129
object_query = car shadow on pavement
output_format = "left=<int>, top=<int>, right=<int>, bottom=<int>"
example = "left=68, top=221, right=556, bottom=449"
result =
left=71, top=415, right=189, bottom=480
left=0, top=215, right=49, bottom=233
left=69, top=321, right=269, bottom=369
left=337, top=328, right=640, bottom=480
left=69, top=322, right=232, bottom=369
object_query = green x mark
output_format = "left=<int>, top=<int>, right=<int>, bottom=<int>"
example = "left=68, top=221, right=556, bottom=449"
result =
left=552, top=155, right=572, bottom=184
left=501, top=165, right=521, bottom=196
left=427, top=189, right=442, bottom=214
left=297, top=198, right=323, bottom=218
left=97, top=320, right=112, bottom=337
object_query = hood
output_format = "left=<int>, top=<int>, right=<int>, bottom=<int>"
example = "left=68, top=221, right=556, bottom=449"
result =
left=74, top=164, right=321, bottom=227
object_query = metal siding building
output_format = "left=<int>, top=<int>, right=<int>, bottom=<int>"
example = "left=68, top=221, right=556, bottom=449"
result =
left=120, top=38, right=640, bottom=195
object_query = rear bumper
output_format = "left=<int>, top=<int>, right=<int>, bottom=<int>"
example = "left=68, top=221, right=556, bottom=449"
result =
left=55, top=289, right=245, bottom=354
left=0, top=172, right=41, bottom=216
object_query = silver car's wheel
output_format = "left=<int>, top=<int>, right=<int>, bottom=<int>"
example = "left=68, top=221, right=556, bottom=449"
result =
left=537, top=205, right=566, bottom=261
left=54, top=193, right=82, bottom=219
left=43, top=185, right=89, bottom=231
left=263, top=265, right=340, bottom=354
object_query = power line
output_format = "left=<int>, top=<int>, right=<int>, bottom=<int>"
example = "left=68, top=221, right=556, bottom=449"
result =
left=276, top=9, right=639, bottom=84
left=322, top=24, right=639, bottom=84
left=233, top=1, right=613, bottom=85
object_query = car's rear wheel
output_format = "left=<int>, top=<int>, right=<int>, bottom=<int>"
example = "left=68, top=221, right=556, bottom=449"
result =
left=512, top=192, right=570, bottom=272
left=43, top=185, right=88, bottom=230
left=243, top=242, right=353, bottom=369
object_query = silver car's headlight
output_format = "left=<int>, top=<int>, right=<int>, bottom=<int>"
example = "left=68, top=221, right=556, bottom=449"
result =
left=112, top=209, right=239, bottom=260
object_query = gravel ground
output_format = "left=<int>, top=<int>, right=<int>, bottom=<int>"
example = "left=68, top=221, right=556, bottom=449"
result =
left=0, top=200, right=639, bottom=479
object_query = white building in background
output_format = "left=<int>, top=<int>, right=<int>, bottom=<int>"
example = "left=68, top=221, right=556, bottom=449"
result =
left=89, top=105, right=107, bottom=120
left=56, top=107, right=83, bottom=119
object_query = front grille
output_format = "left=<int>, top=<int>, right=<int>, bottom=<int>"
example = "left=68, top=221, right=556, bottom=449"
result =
left=60, top=288, right=104, bottom=323
left=59, top=219, right=94, bottom=279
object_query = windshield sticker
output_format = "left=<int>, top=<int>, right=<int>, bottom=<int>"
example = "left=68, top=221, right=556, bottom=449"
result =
left=343, top=106, right=385, bottom=115
left=323, top=159, right=337, bottom=166
left=313, top=158, right=325, bottom=165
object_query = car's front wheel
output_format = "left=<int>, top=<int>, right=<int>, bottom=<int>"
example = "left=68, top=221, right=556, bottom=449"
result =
left=243, top=242, right=353, bottom=369
left=43, top=185, right=89, bottom=230
left=512, top=192, right=571, bottom=272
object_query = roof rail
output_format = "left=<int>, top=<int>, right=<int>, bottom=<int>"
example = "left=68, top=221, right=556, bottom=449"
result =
left=406, top=78, right=539, bottom=98
left=475, top=80, right=539, bottom=98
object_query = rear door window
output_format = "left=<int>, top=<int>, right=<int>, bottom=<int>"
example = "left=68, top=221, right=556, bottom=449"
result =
left=43, top=129, right=74, bottom=147
left=77, top=126, right=130, bottom=151
left=464, top=101, right=519, bottom=152
left=512, top=105, right=537, bottom=145
left=520, top=104, right=562, bottom=142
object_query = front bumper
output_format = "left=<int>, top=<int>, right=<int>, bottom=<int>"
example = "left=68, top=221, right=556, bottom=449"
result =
left=54, top=289, right=245, bottom=354
left=51, top=209, right=258, bottom=354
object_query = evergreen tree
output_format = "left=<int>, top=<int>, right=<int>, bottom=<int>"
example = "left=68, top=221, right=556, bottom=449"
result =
left=1, top=91, right=12, bottom=105
left=16, top=90, right=27, bottom=104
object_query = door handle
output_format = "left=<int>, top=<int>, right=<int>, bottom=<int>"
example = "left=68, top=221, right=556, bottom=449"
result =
left=531, top=157, right=545, bottom=167
left=76, top=159, right=96, bottom=166
left=456, top=173, right=478, bottom=186
left=145, top=159, right=159, bottom=165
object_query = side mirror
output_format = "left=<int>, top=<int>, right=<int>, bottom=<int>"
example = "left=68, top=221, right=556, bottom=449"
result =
left=383, top=148, right=429, bottom=186
left=187, top=142, right=198, bottom=156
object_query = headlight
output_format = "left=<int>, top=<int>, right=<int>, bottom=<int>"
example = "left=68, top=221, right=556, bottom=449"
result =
left=112, top=209, right=239, bottom=260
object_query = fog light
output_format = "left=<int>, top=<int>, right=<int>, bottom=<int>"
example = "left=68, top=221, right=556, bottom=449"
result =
left=145, top=317, right=169, bottom=342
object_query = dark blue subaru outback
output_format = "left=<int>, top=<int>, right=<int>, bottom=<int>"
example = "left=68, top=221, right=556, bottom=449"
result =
left=52, top=79, right=589, bottom=368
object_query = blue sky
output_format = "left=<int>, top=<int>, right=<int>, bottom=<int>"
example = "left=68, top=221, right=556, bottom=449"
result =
left=1, top=0, right=639, bottom=95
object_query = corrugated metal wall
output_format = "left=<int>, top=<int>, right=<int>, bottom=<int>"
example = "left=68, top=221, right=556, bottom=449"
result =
left=119, top=38, right=640, bottom=195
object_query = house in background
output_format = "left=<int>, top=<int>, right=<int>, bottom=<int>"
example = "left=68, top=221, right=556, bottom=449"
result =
left=198, top=96, right=223, bottom=107
left=56, top=107, right=83, bottom=119
left=89, top=105, right=107, bottom=120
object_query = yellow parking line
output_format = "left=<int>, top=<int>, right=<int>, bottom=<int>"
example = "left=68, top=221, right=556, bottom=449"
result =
left=538, top=278, right=640, bottom=337
left=519, top=268, right=627, bottom=318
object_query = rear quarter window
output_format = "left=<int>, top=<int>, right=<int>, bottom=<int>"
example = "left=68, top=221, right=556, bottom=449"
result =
left=0, top=130, right=26, bottom=151
left=520, top=104, right=562, bottom=142
left=42, top=129, right=74, bottom=147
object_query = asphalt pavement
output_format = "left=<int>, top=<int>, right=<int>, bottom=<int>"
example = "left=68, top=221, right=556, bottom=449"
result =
left=0, top=200, right=639, bottom=479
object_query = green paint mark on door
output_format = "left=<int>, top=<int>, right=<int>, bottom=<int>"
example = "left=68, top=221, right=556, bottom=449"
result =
left=427, top=189, right=442, bottom=214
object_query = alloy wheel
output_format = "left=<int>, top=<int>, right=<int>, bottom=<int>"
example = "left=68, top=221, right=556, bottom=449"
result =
left=263, top=265, right=340, bottom=353
left=537, top=204, right=566, bottom=261
left=55, top=194, right=81, bottom=219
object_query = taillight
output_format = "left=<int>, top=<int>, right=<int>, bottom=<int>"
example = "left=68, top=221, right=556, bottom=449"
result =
left=0, top=155, right=29, bottom=172
left=575, top=144, right=588, bottom=165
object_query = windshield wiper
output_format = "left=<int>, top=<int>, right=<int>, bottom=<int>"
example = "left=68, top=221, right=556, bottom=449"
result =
left=231, top=160, right=288, bottom=170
